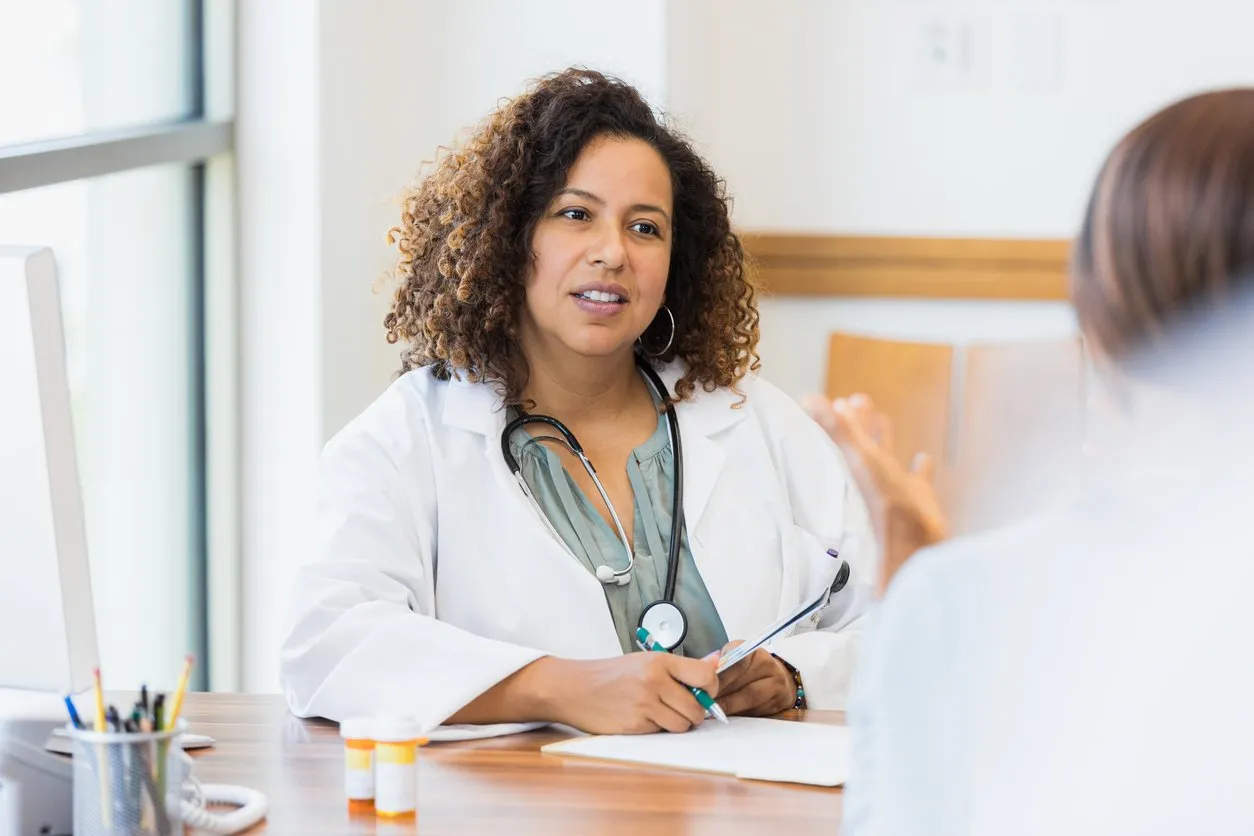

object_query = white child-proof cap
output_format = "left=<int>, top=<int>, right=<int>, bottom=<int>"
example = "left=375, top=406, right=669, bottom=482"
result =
left=372, top=715, right=424, bottom=743
left=339, top=717, right=375, bottom=740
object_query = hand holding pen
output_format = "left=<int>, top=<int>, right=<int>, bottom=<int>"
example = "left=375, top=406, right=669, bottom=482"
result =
left=635, top=627, right=728, bottom=724
left=504, top=644, right=721, bottom=735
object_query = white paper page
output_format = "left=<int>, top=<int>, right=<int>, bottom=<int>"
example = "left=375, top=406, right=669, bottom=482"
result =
left=542, top=717, right=849, bottom=787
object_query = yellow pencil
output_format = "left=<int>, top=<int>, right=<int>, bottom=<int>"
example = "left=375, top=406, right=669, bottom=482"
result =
left=92, top=666, right=110, bottom=829
left=165, top=654, right=194, bottom=731
left=92, top=667, right=106, bottom=732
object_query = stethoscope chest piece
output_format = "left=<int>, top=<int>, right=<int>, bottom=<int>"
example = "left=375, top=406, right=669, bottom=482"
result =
left=639, top=599, right=687, bottom=651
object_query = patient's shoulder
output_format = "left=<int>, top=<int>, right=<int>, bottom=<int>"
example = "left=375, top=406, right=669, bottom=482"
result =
left=880, top=512, right=1073, bottom=630
left=898, top=513, right=1060, bottom=578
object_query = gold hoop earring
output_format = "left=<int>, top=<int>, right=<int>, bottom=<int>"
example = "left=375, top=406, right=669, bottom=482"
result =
left=638, top=305, right=676, bottom=358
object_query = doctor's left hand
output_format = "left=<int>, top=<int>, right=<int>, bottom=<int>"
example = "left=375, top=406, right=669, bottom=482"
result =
left=715, top=642, right=797, bottom=717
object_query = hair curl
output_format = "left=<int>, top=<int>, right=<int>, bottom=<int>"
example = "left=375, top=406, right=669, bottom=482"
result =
left=383, top=67, right=760, bottom=405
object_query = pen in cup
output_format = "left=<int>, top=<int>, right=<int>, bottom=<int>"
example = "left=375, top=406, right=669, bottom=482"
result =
left=63, top=694, right=84, bottom=729
left=68, top=659, right=190, bottom=832
left=634, top=626, right=728, bottom=724
left=153, top=693, right=166, bottom=795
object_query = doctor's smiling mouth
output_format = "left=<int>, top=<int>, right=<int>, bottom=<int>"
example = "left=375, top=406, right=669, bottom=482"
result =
left=571, top=280, right=631, bottom=316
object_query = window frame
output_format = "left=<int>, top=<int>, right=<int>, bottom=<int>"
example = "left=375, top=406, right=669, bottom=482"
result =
left=0, top=0, right=235, bottom=691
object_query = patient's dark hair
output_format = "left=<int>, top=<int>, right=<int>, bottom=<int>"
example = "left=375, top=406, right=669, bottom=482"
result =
left=1071, top=89, right=1254, bottom=365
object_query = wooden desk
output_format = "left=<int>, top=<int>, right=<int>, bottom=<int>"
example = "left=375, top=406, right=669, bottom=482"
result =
left=181, top=693, right=845, bottom=834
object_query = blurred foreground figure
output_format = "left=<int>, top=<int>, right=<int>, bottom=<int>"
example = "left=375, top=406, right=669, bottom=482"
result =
left=826, top=90, right=1254, bottom=836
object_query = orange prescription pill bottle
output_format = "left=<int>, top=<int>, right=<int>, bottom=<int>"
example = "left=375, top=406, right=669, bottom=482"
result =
left=339, top=717, right=376, bottom=812
left=372, top=716, right=427, bottom=818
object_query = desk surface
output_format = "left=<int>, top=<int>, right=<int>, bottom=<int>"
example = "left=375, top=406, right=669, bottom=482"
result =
left=181, top=693, right=845, bottom=835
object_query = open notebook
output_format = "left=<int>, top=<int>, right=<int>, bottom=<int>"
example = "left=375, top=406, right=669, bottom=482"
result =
left=542, top=717, right=850, bottom=787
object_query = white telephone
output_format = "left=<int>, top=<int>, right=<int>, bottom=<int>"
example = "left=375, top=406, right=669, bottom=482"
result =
left=166, top=746, right=268, bottom=834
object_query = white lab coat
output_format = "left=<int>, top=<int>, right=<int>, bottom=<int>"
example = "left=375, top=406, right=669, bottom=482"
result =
left=279, top=360, right=875, bottom=731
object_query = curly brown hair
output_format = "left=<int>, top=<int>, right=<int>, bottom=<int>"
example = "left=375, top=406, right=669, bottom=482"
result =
left=383, top=67, right=760, bottom=405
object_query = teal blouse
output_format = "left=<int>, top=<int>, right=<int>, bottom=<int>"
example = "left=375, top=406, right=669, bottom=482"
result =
left=507, top=406, right=729, bottom=658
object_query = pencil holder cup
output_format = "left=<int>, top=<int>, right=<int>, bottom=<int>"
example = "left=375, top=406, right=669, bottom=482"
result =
left=67, top=720, right=189, bottom=836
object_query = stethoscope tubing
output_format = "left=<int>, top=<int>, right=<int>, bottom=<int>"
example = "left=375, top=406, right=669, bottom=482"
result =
left=501, top=355, right=684, bottom=604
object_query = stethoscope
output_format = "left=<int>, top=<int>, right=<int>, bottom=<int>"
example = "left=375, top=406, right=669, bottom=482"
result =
left=501, top=353, right=690, bottom=650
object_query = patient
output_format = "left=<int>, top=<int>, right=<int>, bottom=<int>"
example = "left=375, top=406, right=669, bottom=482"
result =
left=809, top=89, right=1254, bottom=835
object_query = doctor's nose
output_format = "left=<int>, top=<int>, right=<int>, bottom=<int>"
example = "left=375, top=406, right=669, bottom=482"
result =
left=587, top=228, right=627, bottom=271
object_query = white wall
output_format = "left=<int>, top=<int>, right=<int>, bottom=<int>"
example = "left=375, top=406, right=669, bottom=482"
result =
left=237, top=0, right=666, bottom=692
left=670, top=0, right=1254, bottom=235
left=667, top=0, right=1254, bottom=396
left=236, top=0, right=322, bottom=693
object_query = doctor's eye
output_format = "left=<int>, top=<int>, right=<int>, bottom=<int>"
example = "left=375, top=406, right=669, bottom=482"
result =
left=558, top=207, right=591, bottom=222
left=629, top=221, right=661, bottom=237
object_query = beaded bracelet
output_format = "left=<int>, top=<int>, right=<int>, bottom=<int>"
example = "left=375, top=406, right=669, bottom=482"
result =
left=772, top=654, right=807, bottom=710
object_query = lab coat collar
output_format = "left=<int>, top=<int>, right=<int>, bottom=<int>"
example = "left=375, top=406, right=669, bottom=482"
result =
left=440, top=359, right=750, bottom=441
left=654, top=361, right=748, bottom=438
left=442, top=371, right=509, bottom=439
left=441, top=359, right=751, bottom=535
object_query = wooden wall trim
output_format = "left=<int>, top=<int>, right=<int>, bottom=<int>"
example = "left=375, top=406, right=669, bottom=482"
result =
left=740, top=232, right=1072, bottom=300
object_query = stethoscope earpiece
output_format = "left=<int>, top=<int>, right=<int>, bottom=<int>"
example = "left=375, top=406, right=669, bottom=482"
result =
left=594, top=564, right=634, bottom=586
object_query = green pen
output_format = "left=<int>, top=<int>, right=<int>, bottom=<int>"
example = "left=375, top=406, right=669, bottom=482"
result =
left=635, top=626, right=729, bottom=724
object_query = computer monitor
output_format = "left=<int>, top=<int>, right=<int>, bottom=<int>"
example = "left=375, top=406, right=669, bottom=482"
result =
left=0, top=246, right=99, bottom=695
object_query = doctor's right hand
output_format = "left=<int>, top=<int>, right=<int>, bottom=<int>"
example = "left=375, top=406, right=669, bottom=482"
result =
left=528, top=653, right=721, bottom=735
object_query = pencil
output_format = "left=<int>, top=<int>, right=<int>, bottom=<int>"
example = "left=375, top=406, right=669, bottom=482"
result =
left=92, top=667, right=106, bottom=732
left=165, top=654, right=194, bottom=731
left=91, top=667, right=111, bottom=828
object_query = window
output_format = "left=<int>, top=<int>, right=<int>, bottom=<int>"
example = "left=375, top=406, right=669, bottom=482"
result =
left=0, top=0, right=197, bottom=147
left=0, top=0, right=233, bottom=691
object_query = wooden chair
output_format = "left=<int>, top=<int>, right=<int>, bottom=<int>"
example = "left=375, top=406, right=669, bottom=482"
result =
left=826, top=332, right=1086, bottom=535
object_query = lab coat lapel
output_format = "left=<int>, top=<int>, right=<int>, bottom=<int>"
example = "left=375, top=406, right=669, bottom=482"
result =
left=441, top=374, right=623, bottom=656
left=660, top=363, right=747, bottom=545
left=662, top=366, right=765, bottom=641
left=678, top=431, right=724, bottom=549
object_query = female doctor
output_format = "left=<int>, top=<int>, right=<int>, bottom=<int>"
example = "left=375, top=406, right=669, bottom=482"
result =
left=279, top=68, right=874, bottom=735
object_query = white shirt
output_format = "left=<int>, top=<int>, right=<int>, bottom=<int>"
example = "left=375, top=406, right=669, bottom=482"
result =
left=844, top=462, right=1254, bottom=835
left=279, top=361, right=876, bottom=730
